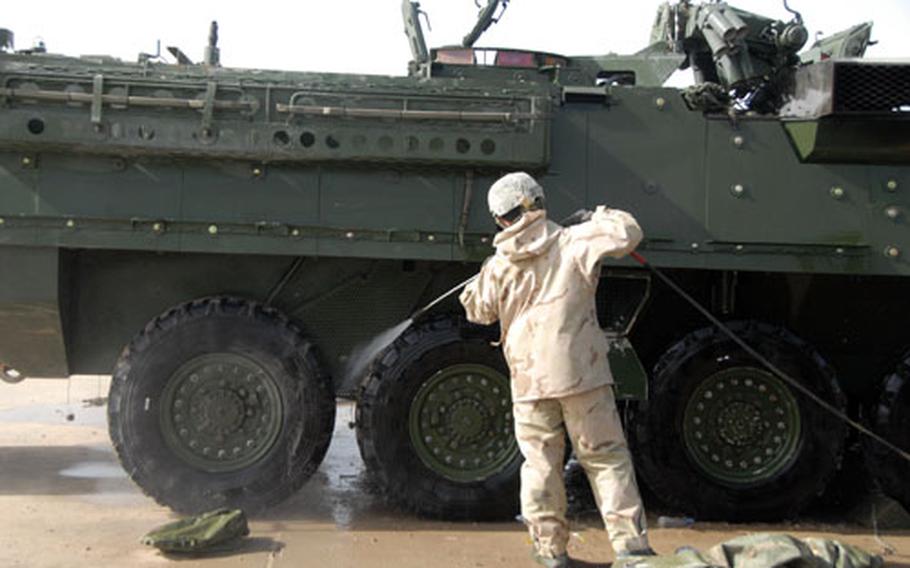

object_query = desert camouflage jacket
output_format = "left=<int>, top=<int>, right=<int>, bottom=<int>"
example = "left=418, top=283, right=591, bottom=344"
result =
left=459, top=206, right=643, bottom=402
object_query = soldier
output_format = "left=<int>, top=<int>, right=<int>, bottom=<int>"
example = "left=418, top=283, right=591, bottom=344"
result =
left=459, top=172, right=654, bottom=567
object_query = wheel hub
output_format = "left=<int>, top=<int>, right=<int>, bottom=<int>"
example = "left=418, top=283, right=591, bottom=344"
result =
left=683, top=367, right=801, bottom=486
left=449, top=400, right=486, bottom=441
left=196, top=388, right=246, bottom=434
left=716, top=401, right=763, bottom=446
left=160, top=353, right=283, bottom=472
left=409, top=364, right=518, bottom=482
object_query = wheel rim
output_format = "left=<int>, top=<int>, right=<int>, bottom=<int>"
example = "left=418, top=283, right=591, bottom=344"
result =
left=160, top=353, right=284, bottom=472
left=682, top=367, right=802, bottom=487
left=408, top=363, right=518, bottom=482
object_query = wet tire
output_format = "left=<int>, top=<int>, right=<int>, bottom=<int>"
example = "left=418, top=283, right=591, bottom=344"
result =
left=630, top=321, right=846, bottom=521
left=356, top=317, right=521, bottom=520
left=866, top=353, right=910, bottom=511
left=108, top=297, right=335, bottom=514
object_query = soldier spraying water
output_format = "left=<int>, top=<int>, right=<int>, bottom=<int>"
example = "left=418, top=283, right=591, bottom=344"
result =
left=459, top=172, right=654, bottom=566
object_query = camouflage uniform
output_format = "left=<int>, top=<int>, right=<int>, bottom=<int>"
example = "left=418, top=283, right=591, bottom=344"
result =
left=460, top=206, right=649, bottom=557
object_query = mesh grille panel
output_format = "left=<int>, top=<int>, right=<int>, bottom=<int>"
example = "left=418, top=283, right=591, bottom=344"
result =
left=834, top=63, right=910, bottom=113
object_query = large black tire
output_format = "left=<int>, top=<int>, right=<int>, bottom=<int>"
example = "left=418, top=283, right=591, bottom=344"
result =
left=866, top=353, right=910, bottom=511
left=630, top=321, right=846, bottom=521
left=355, top=317, right=522, bottom=520
left=108, top=297, right=335, bottom=514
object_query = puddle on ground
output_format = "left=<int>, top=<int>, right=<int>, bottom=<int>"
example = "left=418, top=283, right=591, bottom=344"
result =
left=59, top=462, right=126, bottom=479
left=59, top=460, right=144, bottom=506
left=264, top=402, right=392, bottom=528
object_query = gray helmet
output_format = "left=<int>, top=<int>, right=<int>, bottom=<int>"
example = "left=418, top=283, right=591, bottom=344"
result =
left=487, top=172, right=546, bottom=221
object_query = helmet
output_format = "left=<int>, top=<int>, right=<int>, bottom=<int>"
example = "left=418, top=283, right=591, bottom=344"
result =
left=487, top=172, right=546, bottom=220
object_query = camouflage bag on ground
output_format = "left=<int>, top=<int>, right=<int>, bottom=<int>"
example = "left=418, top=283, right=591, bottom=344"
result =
left=615, top=533, right=883, bottom=568
left=141, top=508, right=249, bottom=553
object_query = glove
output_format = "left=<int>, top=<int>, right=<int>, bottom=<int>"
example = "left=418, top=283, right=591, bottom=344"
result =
left=560, top=209, right=594, bottom=227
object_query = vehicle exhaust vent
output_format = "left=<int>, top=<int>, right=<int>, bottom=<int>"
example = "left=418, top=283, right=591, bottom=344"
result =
left=781, top=60, right=910, bottom=164
left=834, top=63, right=910, bottom=114
left=782, top=60, right=910, bottom=119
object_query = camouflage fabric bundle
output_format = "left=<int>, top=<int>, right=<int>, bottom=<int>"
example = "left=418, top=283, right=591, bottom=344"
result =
left=615, top=533, right=882, bottom=568
left=141, top=508, right=249, bottom=553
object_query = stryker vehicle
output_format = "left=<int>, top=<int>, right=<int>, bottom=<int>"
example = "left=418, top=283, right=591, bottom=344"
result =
left=0, top=1, right=907, bottom=522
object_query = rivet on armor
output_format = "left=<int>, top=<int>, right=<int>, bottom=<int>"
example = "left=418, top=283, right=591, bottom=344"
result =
left=829, top=186, right=845, bottom=200
left=730, top=183, right=745, bottom=197
left=65, top=219, right=75, bottom=229
left=691, top=242, right=700, bottom=250
left=427, top=234, right=436, bottom=242
left=345, top=231, right=355, bottom=239
left=732, top=135, right=744, bottom=148
left=885, top=206, right=900, bottom=220
left=886, top=179, right=898, bottom=192
left=152, top=222, right=164, bottom=233
left=251, top=166, right=264, bottom=178
left=655, top=97, right=666, bottom=110
left=885, top=245, right=901, bottom=259
left=835, top=248, right=845, bottom=255
left=291, top=229, right=300, bottom=237
left=208, top=225, right=218, bottom=235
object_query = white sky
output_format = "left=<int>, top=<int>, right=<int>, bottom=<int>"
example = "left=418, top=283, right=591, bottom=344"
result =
left=4, top=1, right=908, bottom=79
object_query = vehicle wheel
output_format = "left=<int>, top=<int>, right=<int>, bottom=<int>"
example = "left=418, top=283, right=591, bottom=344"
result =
left=629, top=321, right=846, bottom=521
left=108, top=297, right=335, bottom=514
left=356, top=317, right=521, bottom=520
left=865, top=353, right=910, bottom=511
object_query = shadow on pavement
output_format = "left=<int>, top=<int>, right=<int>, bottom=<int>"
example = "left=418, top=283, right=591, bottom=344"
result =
left=156, top=537, right=285, bottom=561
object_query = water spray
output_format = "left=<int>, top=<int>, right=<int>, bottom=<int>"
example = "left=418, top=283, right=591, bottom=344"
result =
left=343, top=274, right=478, bottom=386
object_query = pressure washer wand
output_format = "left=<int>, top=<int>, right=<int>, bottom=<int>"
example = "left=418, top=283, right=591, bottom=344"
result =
left=410, top=274, right=478, bottom=321
left=628, top=251, right=910, bottom=463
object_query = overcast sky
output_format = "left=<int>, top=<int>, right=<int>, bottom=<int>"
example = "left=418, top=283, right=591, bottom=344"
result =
left=4, top=1, right=908, bottom=80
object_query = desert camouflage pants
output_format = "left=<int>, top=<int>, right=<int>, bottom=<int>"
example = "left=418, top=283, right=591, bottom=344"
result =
left=512, top=385, right=649, bottom=558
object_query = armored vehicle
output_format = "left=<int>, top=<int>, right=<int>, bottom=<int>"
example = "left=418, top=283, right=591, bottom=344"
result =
left=0, top=1, right=907, bottom=521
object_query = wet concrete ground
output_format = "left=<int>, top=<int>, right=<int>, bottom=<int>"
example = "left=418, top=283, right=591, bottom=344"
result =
left=1, top=376, right=909, bottom=567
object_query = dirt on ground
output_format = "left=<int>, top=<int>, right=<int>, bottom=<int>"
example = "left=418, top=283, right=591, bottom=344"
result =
left=0, top=377, right=908, bottom=568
